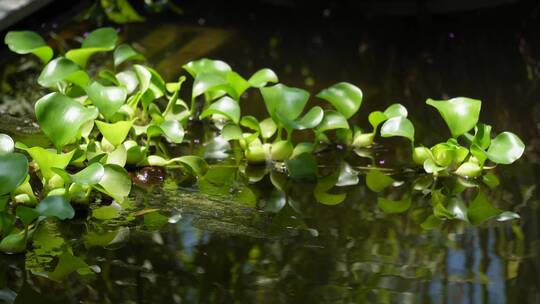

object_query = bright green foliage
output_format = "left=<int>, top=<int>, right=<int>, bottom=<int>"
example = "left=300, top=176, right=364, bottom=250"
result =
left=36, top=196, right=75, bottom=220
left=4, top=31, right=53, bottom=63
left=200, top=96, right=241, bottom=123
left=0, top=152, right=28, bottom=196
left=426, top=97, right=481, bottom=137
left=87, top=82, right=127, bottom=120
left=38, top=57, right=90, bottom=89
left=378, top=196, right=411, bottom=214
left=35, top=93, right=99, bottom=149
left=114, top=44, right=145, bottom=66
left=380, top=116, right=415, bottom=142
left=366, top=170, right=394, bottom=192
left=66, top=27, right=118, bottom=67
left=316, top=82, right=363, bottom=119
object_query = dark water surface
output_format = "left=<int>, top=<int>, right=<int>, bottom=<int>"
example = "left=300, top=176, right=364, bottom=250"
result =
left=1, top=2, right=540, bottom=303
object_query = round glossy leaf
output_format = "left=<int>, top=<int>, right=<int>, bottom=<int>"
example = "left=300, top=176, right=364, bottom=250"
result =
left=36, top=195, right=75, bottom=220
left=317, top=111, right=349, bottom=133
left=0, top=153, right=28, bottom=196
left=383, top=103, right=408, bottom=118
left=66, top=27, right=118, bottom=67
left=16, top=206, right=39, bottom=227
left=336, top=163, right=359, bottom=186
left=317, top=82, right=363, bottom=119
left=183, top=58, right=231, bottom=78
left=96, top=165, right=131, bottom=202
left=159, top=120, right=185, bottom=143
left=71, top=163, right=105, bottom=185
left=87, top=82, right=127, bottom=120
left=116, top=70, right=139, bottom=94
left=173, top=156, right=208, bottom=177
left=472, top=123, right=492, bottom=149
left=221, top=123, right=243, bottom=141
left=38, top=57, right=90, bottom=88
left=199, top=96, right=241, bottom=123
left=454, top=162, right=481, bottom=178
left=114, top=44, right=145, bottom=66
left=248, top=68, right=278, bottom=88
left=22, top=146, right=75, bottom=180
left=92, top=205, right=120, bottom=220
left=380, top=116, right=415, bottom=142
left=0, top=231, right=27, bottom=253
left=260, top=118, right=277, bottom=139
left=260, top=84, right=310, bottom=122
left=95, top=120, right=133, bottom=147
left=0, top=134, right=14, bottom=155
left=368, top=111, right=387, bottom=130
left=4, top=31, right=53, bottom=63
left=486, top=132, right=525, bottom=164
left=240, top=116, right=261, bottom=132
left=426, top=97, right=481, bottom=137
left=291, top=142, right=315, bottom=159
left=271, top=140, right=293, bottom=161
left=192, top=72, right=235, bottom=100
left=278, top=106, right=324, bottom=131
left=35, top=93, right=99, bottom=149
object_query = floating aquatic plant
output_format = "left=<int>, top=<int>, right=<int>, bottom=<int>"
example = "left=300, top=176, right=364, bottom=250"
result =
left=0, top=27, right=526, bottom=253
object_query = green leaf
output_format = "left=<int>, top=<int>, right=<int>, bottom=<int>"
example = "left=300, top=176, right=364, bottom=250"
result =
left=0, top=134, right=14, bottom=155
left=368, top=111, right=387, bottom=131
left=159, top=120, right=185, bottom=143
left=383, top=103, right=408, bottom=118
left=336, top=163, right=359, bottom=186
left=426, top=97, right=481, bottom=137
left=260, top=84, right=310, bottom=123
left=72, top=163, right=105, bottom=185
left=95, top=120, right=133, bottom=146
left=366, top=169, right=395, bottom=192
left=0, top=230, right=27, bottom=253
left=248, top=68, right=278, bottom=87
left=496, top=211, right=520, bottom=222
left=221, top=123, right=243, bottom=141
left=92, top=205, right=120, bottom=220
left=95, top=164, right=131, bottom=202
left=101, top=0, right=145, bottom=23
left=467, top=190, right=501, bottom=225
left=174, top=156, right=208, bottom=177
left=35, top=93, right=99, bottom=149
left=16, top=206, right=39, bottom=227
left=380, top=116, right=415, bottom=142
left=285, top=153, right=317, bottom=179
left=317, top=82, right=363, bottom=119
left=87, top=82, right=127, bottom=120
left=420, top=215, right=441, bottom=230
left=377, top=196, right=411, bottom=214
left=260, top=118, right=277, bottom=139
left=316, top=111, right=349, bottom=133
left=291, top=142, right=315, bottom=159
left=199, top=96, right=241, bottom=123
left=66, top=27, right=118, bottom=67
left=133, top=65, right=166, bottom=101
left=4, top=31, right=53, bottom=63
left=116, top=70, right=139, bottom=94
left=240, top=116, right=261, bottom=133
left=486, top=132, right=525, bottom=164
left=192, top=72, right=237, bottom=101
left=114, top=44, right=145, bottom=66
left=278, top=106, right=324, bottom=131
left=21, top=146, right=74, bottom=180
left=271, top=140, right=293, bottom=161
left=183, top=58, right=231, bottom=78
left=482, top=172, right=500, bottom=188
left=36, top=196, right=75, bottom=220
left=38, top=57, right=90, bottom=88
left=454, top=161, right=482, bottom=178
left=472, top=123, right=492, bottom=149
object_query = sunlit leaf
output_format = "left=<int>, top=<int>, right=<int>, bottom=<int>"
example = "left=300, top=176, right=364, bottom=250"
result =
left=426, top=97, right=481, bottom=137
left=95, top=164, right=131, bottom=202
left=412, top=146, right=432, bottom=165
left=66, top=27, right=118, bottom=67
left=472, top=123, right=492, bottom=149
left=454, top=161, right=481, bottom=178
left=199, top=96, right=241, bottom=123
left=380, top=116, right=415, bottom=142
left=95, top=120, right=133, bottom=147
left=317, top=82, right=363, bottom=118
left=383, top=103, right=408, bottom=118
left=271, top=140, right=293, bottom=161
left=486, top=132, right=525, bottom=164
left=174, top=156, right=209, bottom=177
left=291, top=142, right=315, bottom=159
left=0, top=134, right=14, bottom=155
left=87, top=82, right=127, bottom=120
left=248, top=68, right=278, bottom=88
left=316, top=111, right=349, bottom=133
left=35, top=93, right=98, bottom=149
left=368, top=111, right=387, bottom=130
left=366, top=169, right=395, bottom=192
left=420, top=215, right=441, bottom=230
left=116, top=70, right=139, bottom=94
left=113, top=44, right=144, bottom=66
left=38, top=57, right=90, bottom=88
left=0, top=230, right=27, bottom=253
left=36, top=196, right=75, bottom=220
left=183, top=58, right=231, bottom=78
left=261, top=84, right=310, bottom=122
left=336, top=163, right=359, bottom=186
left=72, top=163, right=105, bottom=185
left=20, top=146, right=73, bottom=180
left=496, top=211, right=520, bottom=222
left=277, top=106, right=324, bottom=131
left=4, top=31, right=53, bottom=63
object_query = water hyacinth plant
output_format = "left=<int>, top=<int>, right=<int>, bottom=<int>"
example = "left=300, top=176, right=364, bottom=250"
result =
left=0, top=27, right=526, bottom=253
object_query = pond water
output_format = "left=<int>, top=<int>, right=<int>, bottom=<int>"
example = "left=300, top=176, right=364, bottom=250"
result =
left=1, top=2, right=540, bottom=303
